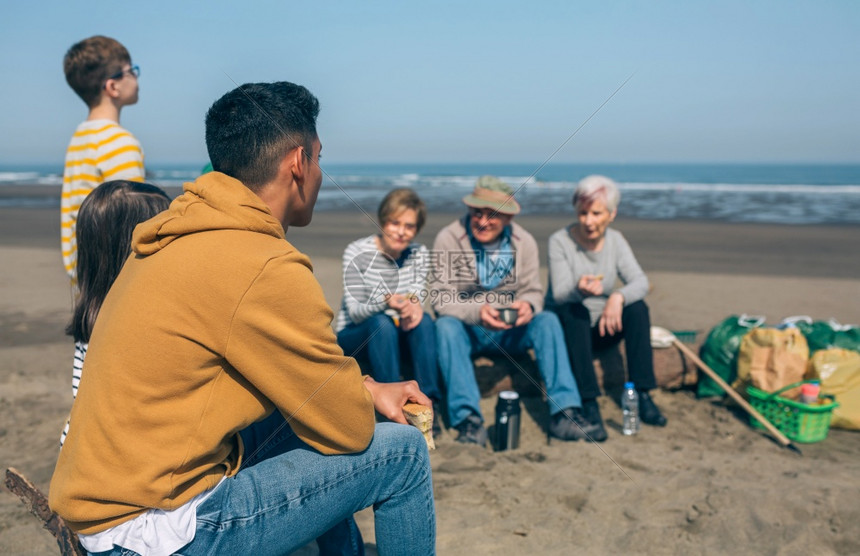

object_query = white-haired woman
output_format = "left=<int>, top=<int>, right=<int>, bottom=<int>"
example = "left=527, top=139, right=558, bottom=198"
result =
left=547, top=175, right=666, bottom=442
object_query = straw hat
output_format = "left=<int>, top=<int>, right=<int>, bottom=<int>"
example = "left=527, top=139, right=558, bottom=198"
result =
left=462, top=175, right=521, bottom=215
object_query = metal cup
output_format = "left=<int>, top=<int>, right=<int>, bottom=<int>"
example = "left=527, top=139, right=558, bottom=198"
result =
left=497, top=307, right=518, bottom=325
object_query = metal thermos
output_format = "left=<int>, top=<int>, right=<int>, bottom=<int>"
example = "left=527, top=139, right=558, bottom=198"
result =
left=495, top=390, right=521, bottom=451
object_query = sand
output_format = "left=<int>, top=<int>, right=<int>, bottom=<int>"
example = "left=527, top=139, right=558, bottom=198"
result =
left=1, top=201, right=859, bottom=555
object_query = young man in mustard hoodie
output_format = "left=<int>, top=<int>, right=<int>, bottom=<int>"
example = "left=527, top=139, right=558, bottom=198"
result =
left=50, top=82, right=436, bottom=556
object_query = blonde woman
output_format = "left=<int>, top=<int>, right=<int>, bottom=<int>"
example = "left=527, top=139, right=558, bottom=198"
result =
left=336, top=188, right=441, bottom=435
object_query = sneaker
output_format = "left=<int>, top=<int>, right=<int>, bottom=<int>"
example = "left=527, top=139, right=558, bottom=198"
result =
left=639, top=390, right=667, bottom=427
left=582, top=399, right=608, bottom=442
left=431, top=401, right=443, bottom=438
left=454, top=414, right=488, bottom=446
left=549, top=407, right=602, bottom=441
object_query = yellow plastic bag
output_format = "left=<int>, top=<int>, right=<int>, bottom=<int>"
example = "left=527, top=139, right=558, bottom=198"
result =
left=808, top=348, right=860, bottom=430
left=734, top=328, right=809, bottom=395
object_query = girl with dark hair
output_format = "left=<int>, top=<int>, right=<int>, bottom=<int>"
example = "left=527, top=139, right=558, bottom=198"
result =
left=61, top=180, right=170, bottom=446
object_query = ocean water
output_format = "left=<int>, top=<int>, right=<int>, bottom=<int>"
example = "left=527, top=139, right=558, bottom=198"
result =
left=2, top=162, right=859, bottom=225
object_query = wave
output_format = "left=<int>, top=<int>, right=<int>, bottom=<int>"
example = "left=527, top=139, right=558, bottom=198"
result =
left=619, top=182, right=860, bottom=194
left=3, top=164, right=860, bottom=224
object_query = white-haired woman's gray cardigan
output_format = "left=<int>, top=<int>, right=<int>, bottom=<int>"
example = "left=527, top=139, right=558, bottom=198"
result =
left=546, top=226, right=649, bottom=327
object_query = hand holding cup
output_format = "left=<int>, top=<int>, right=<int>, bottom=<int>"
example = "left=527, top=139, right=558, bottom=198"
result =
left=497, top=307, right=519, bottom=325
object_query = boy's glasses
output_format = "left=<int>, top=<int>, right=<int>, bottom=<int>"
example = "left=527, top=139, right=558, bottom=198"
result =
left=107, top=65, right=140, bottom=81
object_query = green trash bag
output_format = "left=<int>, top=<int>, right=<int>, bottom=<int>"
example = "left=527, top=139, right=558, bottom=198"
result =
left=794, top=319, right=860, bottom=354
left=697, top=314, right=766, bottom=398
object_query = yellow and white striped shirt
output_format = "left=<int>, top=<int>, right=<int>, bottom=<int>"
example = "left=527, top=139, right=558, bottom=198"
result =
left=62, top=120, right=145, bottom=279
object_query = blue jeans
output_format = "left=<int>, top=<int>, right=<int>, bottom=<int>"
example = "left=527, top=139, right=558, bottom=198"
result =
left=436, top=312, right=582, bottom=427
left=181, top=420, right=434, bottom=555
left=338, top=312, right=441, bottom=401
left=89, top=419, right=435, bottom=556
left=238, top=412, right=364, bottom=556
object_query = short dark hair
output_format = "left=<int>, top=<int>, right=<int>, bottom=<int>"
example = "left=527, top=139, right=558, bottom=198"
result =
left=64, top=36, right=131, bottom=108
left=67, top=180, right=171, bottom=343
left=378, top=188, right=427, bottom=233
left=205, top=82, right=320, bottom=190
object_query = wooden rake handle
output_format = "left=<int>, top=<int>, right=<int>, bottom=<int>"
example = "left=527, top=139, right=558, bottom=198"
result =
left=671, top=338, right=799, bottom=453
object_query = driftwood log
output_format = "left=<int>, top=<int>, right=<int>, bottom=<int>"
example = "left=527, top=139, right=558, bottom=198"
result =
left=4, top=467, right=85, bottom=556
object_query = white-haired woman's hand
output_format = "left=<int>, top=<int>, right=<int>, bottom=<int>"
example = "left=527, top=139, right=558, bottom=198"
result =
left=577, top=274, right=604, bottom=297
left=598, top=292, right=624, bottom=337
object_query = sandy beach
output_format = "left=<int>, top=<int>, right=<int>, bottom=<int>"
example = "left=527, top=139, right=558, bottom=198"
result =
left=1, top=194, right=859, bottom=555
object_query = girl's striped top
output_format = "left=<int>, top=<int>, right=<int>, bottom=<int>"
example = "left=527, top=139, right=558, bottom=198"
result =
left=335, top=235, right=429, bottom=332
left=62, top=120, right=145, bottom=279
left=59, top=341, right=88, bottom=448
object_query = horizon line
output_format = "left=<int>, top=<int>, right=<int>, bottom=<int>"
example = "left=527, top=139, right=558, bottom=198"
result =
left=3, top=160, right=860, bottom=169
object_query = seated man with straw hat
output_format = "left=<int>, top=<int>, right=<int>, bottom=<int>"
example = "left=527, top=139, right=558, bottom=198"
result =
left=430, top=176, right=598, bottom=446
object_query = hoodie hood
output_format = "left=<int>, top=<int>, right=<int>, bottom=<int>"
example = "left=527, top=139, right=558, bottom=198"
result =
left=133, top=172, right=285, bottom=256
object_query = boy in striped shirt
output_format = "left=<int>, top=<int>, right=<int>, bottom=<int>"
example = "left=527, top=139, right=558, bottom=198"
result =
left=62, top=36, right=145, bottom=280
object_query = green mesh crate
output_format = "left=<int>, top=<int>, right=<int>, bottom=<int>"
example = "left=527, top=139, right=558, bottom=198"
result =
left=747, top=381, right=839, bottom=443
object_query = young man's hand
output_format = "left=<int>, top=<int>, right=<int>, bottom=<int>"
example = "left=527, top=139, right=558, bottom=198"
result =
left=363, top=376, right=431, bottom=424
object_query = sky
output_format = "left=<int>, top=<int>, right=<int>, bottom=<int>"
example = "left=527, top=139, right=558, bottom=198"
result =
left=1, top=0, right=858, bottom=165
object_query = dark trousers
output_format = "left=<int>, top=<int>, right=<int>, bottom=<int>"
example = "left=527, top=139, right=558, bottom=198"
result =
left=337, top=312, right=441, bottom=402
left=553, top=299, right=656, bottom=400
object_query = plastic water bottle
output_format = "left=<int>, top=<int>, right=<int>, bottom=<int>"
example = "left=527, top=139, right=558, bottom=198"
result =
left=622, top=382, right=640, bottom=435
